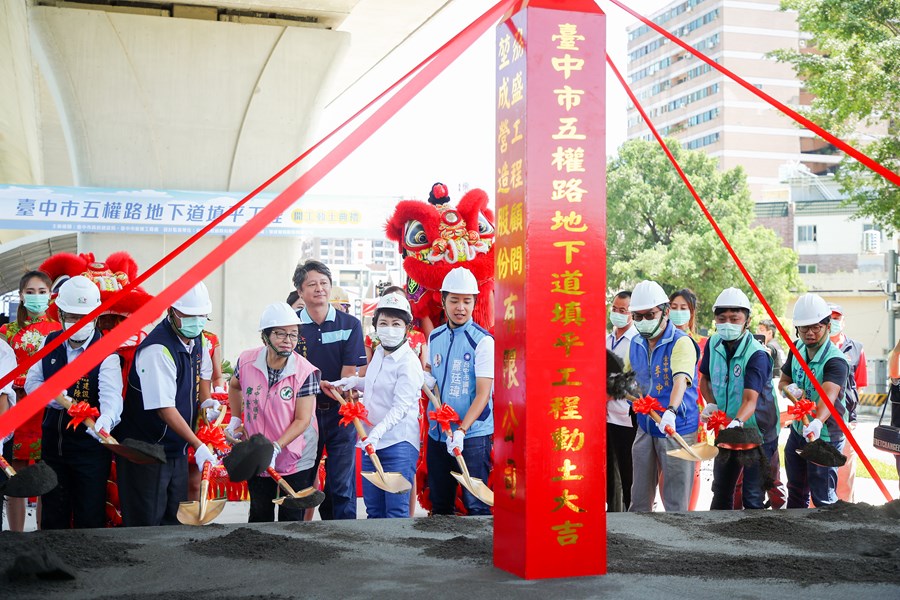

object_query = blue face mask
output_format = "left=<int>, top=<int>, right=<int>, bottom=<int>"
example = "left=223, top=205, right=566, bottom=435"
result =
left=716, top=323, right=744, bottom=342
left=175, top=315, right=207, bottom=339
left=23, top=293, right=50, bottom=315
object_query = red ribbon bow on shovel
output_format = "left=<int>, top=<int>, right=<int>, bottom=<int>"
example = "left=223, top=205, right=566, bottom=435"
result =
left=788, top=399, right=816, bottom=422
left=706, top=410, right=731, bottom=433
left=631, top=395, right=664, bottom=415
left=66, top=401, right=100, bottom=430
left=210, top=392, right=229, bottom=402
left=338, top=401, right=373, bottom=427
left=188, top=424, right=230, bottom=464
left=428, top=405, right=461, bottom=431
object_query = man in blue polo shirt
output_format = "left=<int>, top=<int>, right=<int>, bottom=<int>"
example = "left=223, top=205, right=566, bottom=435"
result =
left=292, top=260, right=366, bottom=520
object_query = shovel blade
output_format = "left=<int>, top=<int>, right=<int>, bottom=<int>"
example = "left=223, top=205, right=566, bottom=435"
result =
left=274, top=488, right=326, bottom=509
left=450, top=471, right=494, bottom=506
left=362, top=470, right=411, bottom=494
left=2, top=462, right=59, bottom=498
left=177, top=499, right=226, bottom=526
left=105, top=442, right=163, bottom=465
left=200, top=499, right=227, bottom=524
left=667, top=443, right=717, bottom=462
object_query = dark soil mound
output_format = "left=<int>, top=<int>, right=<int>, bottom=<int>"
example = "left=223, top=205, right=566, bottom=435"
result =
left=0, top=530, right=142, bottom=571
left=807, top=500, right=900, bottom=523
left=184, top=527, right=343, bottom=564
left=422, top=534, right=492, bottom=564
left=412, top=515, right=491, bottom=535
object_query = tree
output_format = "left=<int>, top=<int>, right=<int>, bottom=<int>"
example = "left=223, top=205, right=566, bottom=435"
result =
left=607, top=138, right=803, bottom=330
left=770, top=0, right=900, bottom=231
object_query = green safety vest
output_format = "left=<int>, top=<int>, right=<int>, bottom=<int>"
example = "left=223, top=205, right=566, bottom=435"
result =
left=790, top=339, right=848, bottom=442
left=708, top=332, right=766, bottom=435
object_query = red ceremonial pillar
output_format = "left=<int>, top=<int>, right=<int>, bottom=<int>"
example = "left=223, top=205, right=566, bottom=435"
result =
left=493, top=0, right=607, bottom=580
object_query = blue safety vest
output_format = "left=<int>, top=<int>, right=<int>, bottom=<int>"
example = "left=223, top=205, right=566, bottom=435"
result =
left=790, top=339, right=848, bottom=442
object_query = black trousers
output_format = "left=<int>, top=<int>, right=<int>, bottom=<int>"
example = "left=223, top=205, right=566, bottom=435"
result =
left=41, top=442, right=111, bottom=529
left=606, top=421, right=637, bottom=512
left=117, top=454, right=188, bottom=526
left=248, top=466, right=317, bottom=522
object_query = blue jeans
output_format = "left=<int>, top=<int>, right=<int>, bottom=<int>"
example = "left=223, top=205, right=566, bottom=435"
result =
left=426, top=434, right=492, bottom=516
left=710, top=438, right=777, bottom=510
left=784, top=428, right=843, bottom=508
left=314, top=399, right=358, bottom=520
left=361, top=441, right=418, bottom=519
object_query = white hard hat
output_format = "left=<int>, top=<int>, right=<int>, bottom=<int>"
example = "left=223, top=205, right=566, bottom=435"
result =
left=259, top=302, right=303, bottom=331
left=55, top=275, right=101, bottom=314
left=172, top=281, right=212, bottom=316
left=792, top=293, right=830, bottom=327
left=630, top=280, right=668, bottom=312
left=441, top=267, right=479, bottom=295
left=713, top=287, right=752, bottom=311
left=374, top=293, right=412, bottom=321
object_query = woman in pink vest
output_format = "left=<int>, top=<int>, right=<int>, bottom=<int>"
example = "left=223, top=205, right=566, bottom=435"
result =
left=226, top=302, right=320, bottom=522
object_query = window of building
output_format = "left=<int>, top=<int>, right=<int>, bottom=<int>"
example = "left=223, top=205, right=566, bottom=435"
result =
left=797, top=225, right=817, bottom=242
left=797, top=264, right=817, bottom=274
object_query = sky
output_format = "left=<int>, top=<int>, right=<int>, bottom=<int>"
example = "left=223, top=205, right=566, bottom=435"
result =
left=310, top=0, right=670, bottom=200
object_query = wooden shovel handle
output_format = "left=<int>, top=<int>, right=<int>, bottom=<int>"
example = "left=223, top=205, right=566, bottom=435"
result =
left=267, top=467, right=299, bottom=497
left=0, top=454, right=16, bottom=477
left=783, top=389, right=817, bottom=442
left=423, top=385, right=477, bottom=487
left=55, top=394, right=119, bottom=444
left=646, top=409, right=701, bottom=457
left=325, top=386, right=369, bottom=440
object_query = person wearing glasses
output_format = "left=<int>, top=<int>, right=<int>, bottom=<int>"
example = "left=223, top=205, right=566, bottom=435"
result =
left=226, top=303, right=321, bottom=522
left=622, top=280, right=700, bottom=512
left=778, top=293, right=849, bottom=508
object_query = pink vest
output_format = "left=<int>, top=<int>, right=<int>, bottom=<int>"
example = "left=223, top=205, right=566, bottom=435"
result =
left=237, top=347, right=319, bottom=476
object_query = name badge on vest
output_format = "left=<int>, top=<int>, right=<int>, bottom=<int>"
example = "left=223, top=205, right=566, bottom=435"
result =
left=733, top=364, right=742, bottom=378
left=280, top=386, right=293, bottom=400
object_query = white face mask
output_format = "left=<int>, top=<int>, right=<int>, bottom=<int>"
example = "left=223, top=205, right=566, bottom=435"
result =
left=377, top=325, right=407, bottom=348
left=64, top=319, right=96, bottom=343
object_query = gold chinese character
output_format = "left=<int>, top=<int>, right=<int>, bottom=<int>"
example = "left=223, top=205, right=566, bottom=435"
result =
left=497, top=118, right=510, bottom=154
left=553, top=332, right=584, bottom=358
left=553, top=240, right=585, bottom=265
left=504, top=459, right=517, bottom=499
left=498, top=76, right=511, bottom=109
left=497, top=247, right=510, bottom=280
left=551, top=520, right=584, bottom=546
left=503, top=292, right=518, bottom=330
left=498, top=33, right=512, bottom=69
left=552, top=458, right=585, bottom=481
left=551, top=179, right=587, bottom=203
left=511, top=118, right=524, bottom=144
left=550, top=147, right=586, bottom=172
left=550, top=210, right=588, bottom=232
left=551, top=426, right=585, bottom=451
left=551, top=54, right=585, bottom=80
left=552, top=368, right=583, bottom=388
left=502, top=401, right=519, bottom=442
left=552, top=117, right=586, bottom=140
left=511, top=71, right=524, bottom=105
left=509, top=203, right=524, bottom=233
left=553, top=489, right=587, bottom=513
left=512, top=30, right=525, bottom=61
left=551, top=270, right=585, bottom=295
left=497, top=205, right=510, bottom=237
left=510, top=159, right=524, bottom=189
left=503, top=348, right=520, bottom=389
left=497, top=162, right=511, bottom=194
left=551, top=301, right=585, bottom=326
left=549, top=396, right=583, bottom=420
left=554, top=85, right=584, bottom=111
left=552, top=24, right=585, bottom=51
left=510, top=245, right=524, bottom=275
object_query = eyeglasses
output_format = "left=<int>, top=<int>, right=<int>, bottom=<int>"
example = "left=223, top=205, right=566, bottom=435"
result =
left=631, top=311, right=660, bottom=322
left=270, top=330, right=300, bottom=342
left=797, top=324, right=826, bottom=335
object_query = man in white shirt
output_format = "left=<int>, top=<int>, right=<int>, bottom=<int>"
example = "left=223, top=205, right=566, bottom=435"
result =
left=606, top=290, right=638, bottom=512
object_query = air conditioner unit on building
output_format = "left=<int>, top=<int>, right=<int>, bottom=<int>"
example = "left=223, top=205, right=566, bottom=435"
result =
left=863, top=229, right=881, bottom=253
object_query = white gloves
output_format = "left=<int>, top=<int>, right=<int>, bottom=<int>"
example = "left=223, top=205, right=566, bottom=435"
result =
left=803, top=418, right=823, bottom=441
left=357, top=434, right=379, bottom=452
left=89, top=414, right=114, bottom=441
left=699, top=403, right=719, bottom=423
left=446, top=429, right=465, bottom=455
left=213, top=386, right=227, bottom=394
left=656, top=409, right=676, bottom=435
left=331, top=376, right=361, bottom=392
left=194, top=444, right=218, bottom=472
left=200, top=399, right=221, bottom=422
left=225, top=416, right=243, bottom=441
left=785, top=383, right=804, bottom=401
left=726, top=419, right=743, bottom=429
left=269, top=440, right=281, bottom=471
left=424, top=372, right=437, bottom=390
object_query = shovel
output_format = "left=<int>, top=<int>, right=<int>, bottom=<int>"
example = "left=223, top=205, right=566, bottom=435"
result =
left=268, top=467, right=325, bottom=510
left=56, top=395, right=165, bottom=465
left=421, top=385, right=494, bottom=507
left=783, top=390, right=846, bottom=468
left=0, top=454, right=58, bottom=498
left=177, top=461, right=226, bottom=525
left=325, top=386, right=411, bottom=494
left=627, top=393, right=713, bottom=462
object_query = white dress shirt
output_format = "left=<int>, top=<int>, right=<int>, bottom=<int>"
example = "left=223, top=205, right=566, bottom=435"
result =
left=25, top=335, right=124, bottom=427
left=135, top=336, right=213, bottom=410
left=607, top=324, right=639, bottom=427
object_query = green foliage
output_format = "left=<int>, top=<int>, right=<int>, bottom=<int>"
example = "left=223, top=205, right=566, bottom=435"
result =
left=770, top=0, right=900, bottom=231
left=607, top=139, right=804, bottom=331
left=221, top=359, right=234, bottom=379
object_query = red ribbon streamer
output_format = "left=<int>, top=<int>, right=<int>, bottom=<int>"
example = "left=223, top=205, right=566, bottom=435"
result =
left=0, top=0, right=516, bottom=443
left=210, top=392, right=229, bottom=402
left=706, top=411, right=730, bottom=433
left=0, top=0, right=518, bottom=397
left=338, top=402, right=373, bottom=428
left=631, top=395, right=664, bottom=416
left=788, top=399, right=817, bottom=422
left=196, top=424, right=229, bottom=453
left=428, top=405, right=461, bottom=433
left=66, top=401, right=99, bottom=430
left=605, top=50, right=893, bottom=502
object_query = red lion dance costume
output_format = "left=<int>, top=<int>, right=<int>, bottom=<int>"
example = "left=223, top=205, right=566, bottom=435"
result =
left=386, top=184, right=496, bottom=513
left=386, top=184, right=495, bottom=332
